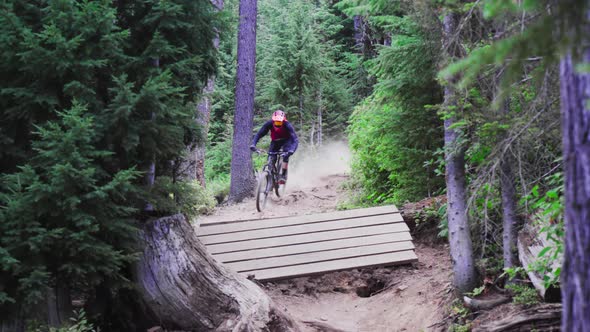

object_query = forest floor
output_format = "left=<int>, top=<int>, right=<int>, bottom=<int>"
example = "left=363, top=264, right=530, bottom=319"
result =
left=198, top=143, right=456, bottom=332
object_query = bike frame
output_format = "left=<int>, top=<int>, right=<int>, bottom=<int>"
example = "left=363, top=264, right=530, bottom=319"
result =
left=254, top=150, right=287, bottom=212
left=262, top=151, right=283, bottom=188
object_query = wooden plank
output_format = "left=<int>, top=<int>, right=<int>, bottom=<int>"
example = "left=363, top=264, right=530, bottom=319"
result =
left=226, top=241, right=415, bottom=272
left=200, top=214, right=404, bottom=245
left=214, top=232, right=412, bottom=262
left=206, top=223, right=409, bottom=254
left=198, top=205, right=399, bottom=234
left=244, top=250, right=418, bottom=281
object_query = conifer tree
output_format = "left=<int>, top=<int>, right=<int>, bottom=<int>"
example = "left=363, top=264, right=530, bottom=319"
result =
left=346, top=0, right=445, bottom=204
left=0, top=0, right=219, bottom=326
left=0, top=104, right=139, bottom=324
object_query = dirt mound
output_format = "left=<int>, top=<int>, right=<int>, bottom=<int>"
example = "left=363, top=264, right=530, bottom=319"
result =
left=264, top=242, right=453, bottom=332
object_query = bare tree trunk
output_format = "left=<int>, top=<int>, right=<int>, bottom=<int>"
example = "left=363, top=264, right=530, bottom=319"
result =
left=46, top=282, right=72, bottom=327
left=500, top=157, right=519, bottom=270
left=499, top=98, right=519, bottom=271
left=136, top=214, right=299, bottom=331
left=179, top=77, right=215, bottom=184
left=179, top=0, right=224, bottom=186
left=353, top=15, right=369, bottom=55
left=143, top=57, right=159, bottom=212
left=318, top=86, right=323, bottom=147
left=560, top=44, right=590, bottom=331
left=310, top=119, right=315, bottom=147
left=228, top=0, right=258, bottom=203
left=195, top=79, right=213, bottom=186
left=442, top=12, right=477, bottom=294
left=0, top=284, right=72, bottom=332
left=383, top=32, right=392, bottom=46
left=299, top=83, right=304, bottom=132
left=0, top=312, right=24, bottom=332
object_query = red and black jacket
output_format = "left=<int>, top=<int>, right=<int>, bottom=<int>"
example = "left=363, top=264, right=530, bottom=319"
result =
left=251, top=120, right=299, bottom=151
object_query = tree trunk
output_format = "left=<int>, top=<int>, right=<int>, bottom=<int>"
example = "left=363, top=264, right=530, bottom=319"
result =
left=353, top=15, right=369, bottom=55
left=0, top=284, right=72, bottom=332
left=135, top=214, right=298, bottom=331
left=179, top=0, right=224, bottom=186
left=143, top=57, right=159, bottom=212
left=195, top=77, right=215, bottom=187
left=500, top=103, right=519, bottom=270
left=228, top=0, right=258, bottom=203
left=559, top=45, right=590, bottom=331
left=45, top=283, right=72, bottom=327
left=0, top=313, right=24, bottom=332
left=299, top=83, right=304, bottom=132
left=179, top=76, right=214, bottom=184
left=310, top=119, right=315, bottom=147
left=442, top=12, right=478, bottom=294
left=317, top=86, right=323, bottom=147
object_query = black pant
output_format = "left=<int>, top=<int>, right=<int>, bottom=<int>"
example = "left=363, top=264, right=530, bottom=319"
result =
left=269, top=139, right=295, bottom=162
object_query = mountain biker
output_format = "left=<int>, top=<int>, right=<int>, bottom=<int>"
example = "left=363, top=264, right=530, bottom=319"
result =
left=250, top=110, right=299, bottom=184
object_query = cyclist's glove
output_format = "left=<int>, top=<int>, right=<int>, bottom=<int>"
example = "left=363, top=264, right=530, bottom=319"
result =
left=250, top=145, right=257, bottom=152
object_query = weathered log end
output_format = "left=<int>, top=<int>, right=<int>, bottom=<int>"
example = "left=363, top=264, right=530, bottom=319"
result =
left=472, top=303, right=561, bottom=332
left=136, top=214, right=299, bottom=332
left=517, top=223, right=562, bottom=303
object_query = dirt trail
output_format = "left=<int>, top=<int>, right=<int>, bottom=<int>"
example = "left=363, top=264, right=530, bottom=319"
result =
left=198, top=143, right=453, bottom=331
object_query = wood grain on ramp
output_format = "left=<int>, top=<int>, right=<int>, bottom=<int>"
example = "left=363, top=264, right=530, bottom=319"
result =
left=197, top=205, right=417, bottom=281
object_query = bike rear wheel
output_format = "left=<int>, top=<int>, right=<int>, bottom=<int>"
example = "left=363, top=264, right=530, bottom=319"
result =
left=256, top=171, right=271, bottom=212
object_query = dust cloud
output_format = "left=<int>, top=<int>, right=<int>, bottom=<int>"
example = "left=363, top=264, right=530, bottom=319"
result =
left=287, top=141, right=351, bottom=189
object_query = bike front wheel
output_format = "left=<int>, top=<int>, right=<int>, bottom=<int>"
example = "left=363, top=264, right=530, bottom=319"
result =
left=256, top=171, right=271, bottom=212
left=275, top=177, right=286, bottom=197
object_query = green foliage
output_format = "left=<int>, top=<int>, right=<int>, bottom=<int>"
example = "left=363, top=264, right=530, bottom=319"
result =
left=207, top=0, right=357, bottom=187
left=414, top=202, right=446, bottom=226
left=256, top=0, right=354, bottom=141
left=523, top=172, right=564, bottom=290
left=205, top=134, right=234, bottom=181
left=29, top=310, right=97, bottom=332
left=447, top=299, right=472, bottom=332
left=207, top=173, right=231, bottom=204
left=448, top=324, right=471, bottom=332
left=146, top=177, right=216, bottom=220
left=465, top=285, right=485, bottom=297
left=441, top=0, right=590, bottom=89
left=348, top=2, right=444, bottom=205
left=437, top=203, right=449, bottom=238
left=506, top=283, right=540, bottom=306
left=0, top=104, right=139, bottom=316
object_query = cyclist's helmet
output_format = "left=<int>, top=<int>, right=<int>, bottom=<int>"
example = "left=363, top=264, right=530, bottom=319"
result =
left=272, top=110, right=286, bottom=126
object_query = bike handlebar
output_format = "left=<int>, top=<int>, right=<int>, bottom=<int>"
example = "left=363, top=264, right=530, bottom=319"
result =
left=253, top=149, right=286, bottom=156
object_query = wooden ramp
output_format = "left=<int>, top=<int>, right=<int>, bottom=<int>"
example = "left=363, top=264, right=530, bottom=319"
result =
left=197, top=205, right=417, bottom=281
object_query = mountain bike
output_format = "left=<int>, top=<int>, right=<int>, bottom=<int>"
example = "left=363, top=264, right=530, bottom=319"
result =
left=254, top=150, right=287, bottom=212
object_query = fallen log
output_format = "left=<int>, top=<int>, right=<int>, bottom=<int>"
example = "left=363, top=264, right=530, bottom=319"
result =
left=517, top=223, right=561, bottom=302
left=464, top=295, right=511, bottom=311
left=135, top=214, right=299, bottom=331
left=472, top=303, right=561, bottom=332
